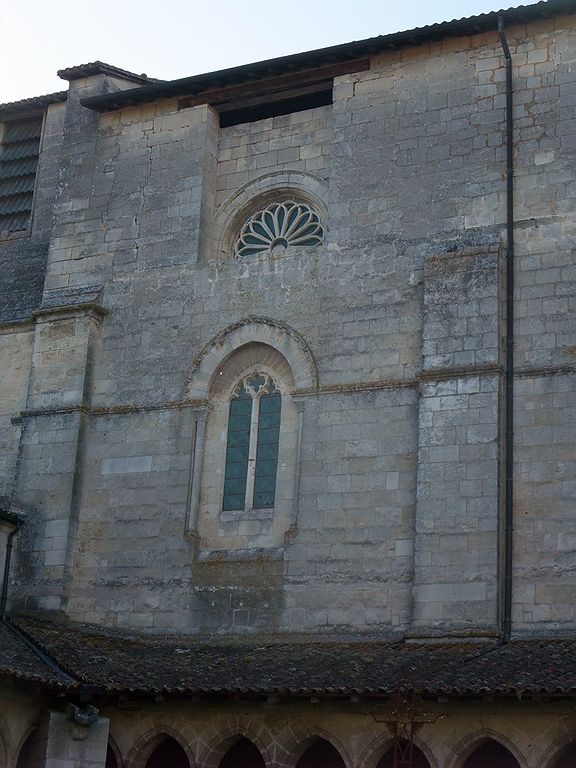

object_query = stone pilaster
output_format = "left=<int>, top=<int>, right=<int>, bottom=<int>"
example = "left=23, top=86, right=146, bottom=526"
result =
left=412, top=235, right=504, bottom=635
left=34, top=709, right=109, bottom=768
left=12, top=295, right=105, bottom=613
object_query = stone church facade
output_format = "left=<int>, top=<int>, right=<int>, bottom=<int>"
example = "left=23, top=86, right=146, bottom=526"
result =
left=0, top=1, right=576, bottom=766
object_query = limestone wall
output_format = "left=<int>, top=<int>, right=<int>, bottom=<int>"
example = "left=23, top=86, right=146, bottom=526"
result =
left=0, top=14, right=574, bottom=636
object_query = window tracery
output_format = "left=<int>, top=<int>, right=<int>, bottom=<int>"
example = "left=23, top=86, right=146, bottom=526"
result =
left=222, top=372, right=281, bottom=511
left=185, top=329, right=313, bottom=552
left=234, top=201, right=323, bottom=257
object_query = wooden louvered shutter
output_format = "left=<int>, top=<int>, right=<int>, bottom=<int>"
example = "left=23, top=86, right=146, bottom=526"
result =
left=0, top=118, right=42, bottom=235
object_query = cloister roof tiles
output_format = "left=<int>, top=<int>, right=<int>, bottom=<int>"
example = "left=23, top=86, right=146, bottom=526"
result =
left=5, top=617, right=576, bottom=698
left=0, top=622, right=70, bottom=688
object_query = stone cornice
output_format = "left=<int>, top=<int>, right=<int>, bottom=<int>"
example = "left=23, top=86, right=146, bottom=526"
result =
left=33, top=302, right=108, bottom=322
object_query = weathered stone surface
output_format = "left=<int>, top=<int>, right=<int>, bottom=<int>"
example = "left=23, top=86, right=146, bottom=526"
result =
left=0, top=12, right=574, bottom=642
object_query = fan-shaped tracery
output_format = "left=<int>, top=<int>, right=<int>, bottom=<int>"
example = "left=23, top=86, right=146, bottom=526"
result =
left=235, top=201, right=323, bottom=257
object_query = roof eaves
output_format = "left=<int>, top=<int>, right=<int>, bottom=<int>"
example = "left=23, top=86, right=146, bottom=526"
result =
left=57, top=60, right=161, bottom=85
left=80, top=0, right=574, bottom=113
left=0, top=620, right=77, bottom=690
left=3, top=619, right=78, bottom=687
left=0, top=91, right=68, bottom=121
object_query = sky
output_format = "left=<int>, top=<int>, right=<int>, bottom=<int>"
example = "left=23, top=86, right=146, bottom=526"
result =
left=0, top=0, right=542, bottom=104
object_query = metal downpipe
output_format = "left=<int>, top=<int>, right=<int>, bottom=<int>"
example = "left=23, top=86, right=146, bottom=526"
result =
left=498, top=16, right=515, bottom=642
left=1, top=522, right=20, bottom=620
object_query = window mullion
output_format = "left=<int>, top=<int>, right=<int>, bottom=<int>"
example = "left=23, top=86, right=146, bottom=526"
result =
left=244, top=393, right=261, bottom=510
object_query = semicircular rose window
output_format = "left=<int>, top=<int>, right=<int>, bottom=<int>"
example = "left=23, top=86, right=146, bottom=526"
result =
left=234, top=201, right=324, bottom=257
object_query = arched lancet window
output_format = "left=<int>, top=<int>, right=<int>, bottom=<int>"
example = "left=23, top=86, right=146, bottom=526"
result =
left=190, top=336, right=306, bottom=552
left=377, top=740, right=431, bottom=768
left=145, top=737, right=190, bottom=768
left=554, top=741, right=576, bottom=768
left=223, top=372, right=281, bottom=511
left=296, top=739, right=346, bottom=768
left=219, top=737, right=266, bottom=768
left=462, top=740, right=520, bottom=768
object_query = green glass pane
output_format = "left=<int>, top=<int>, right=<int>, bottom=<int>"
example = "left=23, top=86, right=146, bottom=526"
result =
left=257, top=427, right=280, bottom=445
left=224, top=476, right=246, bottom=494
left=257, top=443, right=278, bottom=461
left=230, top=393, right=252, bottom=413
left=254, top=475, right=276, bottom=492
left=227, top=446, right=249, bottom=463
left=260, top=392, right=281, bottom=411
left=255, top=459, right=277, bottom=477
left=258, top=411, right=281, bottom=429
left=253, top=390, right=281, bottom=509
left=228, top=413, right=251, bottom=429
left=253, top=491, right=275, bottom=508
left=223, top=493, right=245, bottom=511
left=225, top=461, right=248, bottom=479
left=222, top=384, right=252, bottom=511
left=228, top=430, right=250, bottom=448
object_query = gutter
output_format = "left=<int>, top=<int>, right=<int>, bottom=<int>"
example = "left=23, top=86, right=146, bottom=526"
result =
left=497, top=16, right=515, bottom=643
left=2, top=618, right=77, bottom=687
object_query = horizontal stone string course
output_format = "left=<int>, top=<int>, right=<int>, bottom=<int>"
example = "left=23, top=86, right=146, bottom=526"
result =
left=14, top=366, right=575, bottom=419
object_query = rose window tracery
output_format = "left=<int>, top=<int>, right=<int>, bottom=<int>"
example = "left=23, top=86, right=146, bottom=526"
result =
left=234, top=201, right=324, bottom=257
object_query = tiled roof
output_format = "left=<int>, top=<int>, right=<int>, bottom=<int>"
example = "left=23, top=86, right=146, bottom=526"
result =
left=0, top=91, right=67, bottom=120
left=57, top=61, right=160, bottom=84
left=0, top=622, right=71, bottom=688
left=10, top=617, right=576, bottom=698
left=81, top=0, right=573, bottom=113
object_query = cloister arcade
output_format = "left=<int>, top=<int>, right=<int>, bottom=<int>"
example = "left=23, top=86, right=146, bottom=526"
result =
left=12, top=731, right=570, bottom=768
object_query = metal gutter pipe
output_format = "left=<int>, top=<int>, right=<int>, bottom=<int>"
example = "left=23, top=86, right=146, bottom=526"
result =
left=498, top=16, right=515, bottom=642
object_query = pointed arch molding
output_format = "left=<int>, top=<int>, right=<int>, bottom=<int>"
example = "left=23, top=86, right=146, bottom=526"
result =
left=199, top=726, right=273, bottom=768
left=214, top=170, right=328, bottom=258
left=446, top=729, right=527, bottom=768
left=281, top=729, right=353, bottom=768
left=126, top=725, right=195, bottom=768
left=185, top=316, right=319, bottom=399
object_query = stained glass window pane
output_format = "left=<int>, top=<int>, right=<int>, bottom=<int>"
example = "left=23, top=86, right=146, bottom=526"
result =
left=253, top=391, right=281, bottom=509
left=222, top=386, right=252, bottom=511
